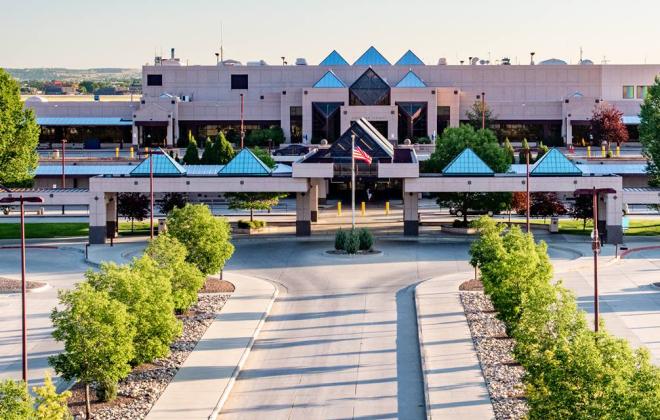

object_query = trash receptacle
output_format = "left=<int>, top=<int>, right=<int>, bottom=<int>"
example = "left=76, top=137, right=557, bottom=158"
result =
left=549, top=217, right=559, bottom=233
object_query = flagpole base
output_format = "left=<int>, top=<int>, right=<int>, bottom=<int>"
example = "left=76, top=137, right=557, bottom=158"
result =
left=404, top=221, right=419, bottom=236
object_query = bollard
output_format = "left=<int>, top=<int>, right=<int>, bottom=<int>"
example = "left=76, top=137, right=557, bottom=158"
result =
left=601, top=145, right=606, bottom=157
left=587, top=146, right=591, bottom=157
left=130, top=147, right=134, bottom=159
left=385, top=201, right=390, bottom=215
left=115, top=147, right=119, bottom=158
left=337, top=201, right=342, bottom=216
left=616, top=146, right=620, bottom=157
left=361, top=201, right=366, bottom=216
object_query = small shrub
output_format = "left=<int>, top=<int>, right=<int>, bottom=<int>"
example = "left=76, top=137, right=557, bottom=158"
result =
left=358, top=228, right=374, bottom=251
left=237, top=219, right=266, bottom=229
left=345, top=230, right=360, bottom=254
left=334, top=229, right=348, bottom=251
left=606, top=150, right=614, bottom=158
left=95, top=380, right=117, bottom=403
left=0, top=379, right=34, bottom=419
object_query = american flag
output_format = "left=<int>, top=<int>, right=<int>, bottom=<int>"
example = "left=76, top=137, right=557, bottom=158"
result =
left=352, top=146, right=372, bottom=165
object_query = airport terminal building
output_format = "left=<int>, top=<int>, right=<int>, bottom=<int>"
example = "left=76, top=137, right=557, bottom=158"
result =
left=25, top=47, right=660, bottom=147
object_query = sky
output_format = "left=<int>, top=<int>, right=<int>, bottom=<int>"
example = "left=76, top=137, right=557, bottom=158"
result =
left=2, top=0, right=660, bottom=68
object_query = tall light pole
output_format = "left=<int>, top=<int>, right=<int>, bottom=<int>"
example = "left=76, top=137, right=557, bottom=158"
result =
left=525, top=146, right=531, bottom=233
left=146, top=148, right=164, bottom=240
left=61, top=139, right=67, bottom=215
left=0, top=194, right=44, bottom=383
left=240, top=93, right=245, bottom=149
left=575, top=187, right=615, bottom=333
left=351, top=134, right=356, bottom=229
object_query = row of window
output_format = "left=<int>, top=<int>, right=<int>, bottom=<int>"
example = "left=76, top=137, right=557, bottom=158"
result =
left=623, top=85, right=649, bottom=99
left=147, top=74, right=250, bottom=90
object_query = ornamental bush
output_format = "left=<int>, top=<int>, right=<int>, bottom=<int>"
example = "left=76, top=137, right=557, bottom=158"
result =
left=237, top=219, right=266, bottom=229
left=167, top=204, right=235, bottom=275
left=358, top=228, right=374, bottom=251
left=334, top=229, right=348, bottom=251
left=345, top=230, right=360, bottom=254
left=0, top=379, right=34, bottom=420
left=145, top=234, right=205, bottom=313
left=86, top=256, right=182, bottom=365
left=33, top=373, right=72, bottom=420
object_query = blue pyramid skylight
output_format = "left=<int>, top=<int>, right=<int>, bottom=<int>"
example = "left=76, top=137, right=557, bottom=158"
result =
left=354, top=46, right=391, bottom=66
left=217, top=148, right=271, bottom=176
left=130, top=149, right=186, bottom=177
left=531, top=148, right=582, bottom=176
left=396, top=71, right=427, bottom=88
left=395, top=50, right=424, bottom=66
left=319, top=50, right=349, bottom=66
left=442, top=148, right=494, bottom=176
left=313, top=70, right=347, bottom=88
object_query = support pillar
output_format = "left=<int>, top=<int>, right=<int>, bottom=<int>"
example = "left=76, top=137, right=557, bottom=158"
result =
left=310, top=183, right=319, bottom=223
left=132, top=124, right=139, bottom=146
left=565, top=118, right=573, bottom=146
left=318, top=179, right=328, bottom=205
left=403, top=191, right=419, bottom=236
left=88, top=194, right=107, bottom=244
left=603, top=193, right=623, bottom=245
left=166, top=120, right=174, bottom=147
left=295, top=191, right=312, bottom=236
left=106, top=193, right=118, bottom=239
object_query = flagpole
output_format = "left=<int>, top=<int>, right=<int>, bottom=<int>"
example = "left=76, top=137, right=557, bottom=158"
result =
left=351, top=134, right=356, bottom=230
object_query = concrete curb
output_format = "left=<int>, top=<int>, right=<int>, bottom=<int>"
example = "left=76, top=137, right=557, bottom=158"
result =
left=414, top=274, right=496, bottom=420
left=413, top=282, right=433, bottom=420
left=145, top=274, right=278, bottom=419
left=208, top=278, right=278, bottom=420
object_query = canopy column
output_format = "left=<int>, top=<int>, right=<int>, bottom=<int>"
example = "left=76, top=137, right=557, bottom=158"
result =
left=403, top=191, right=419, bottom=236
left=296, top=191, right=312, bottom=236
left=602, top=192, right=623, bottom=245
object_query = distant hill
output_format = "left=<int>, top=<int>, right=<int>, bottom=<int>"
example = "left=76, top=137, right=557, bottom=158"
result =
left=4, top=68, right=140, bottom=81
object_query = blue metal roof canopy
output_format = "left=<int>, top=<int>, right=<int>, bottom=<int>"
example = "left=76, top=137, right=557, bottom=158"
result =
left=319, top=50, right=349, bottom=66
left=37, top=117, right=133, bottom=126
left=354, top=47, right=391, bottom=66
left=442, top=149, right=494, bottom=176
left=396, top=71, right=427, bottom=88
left=130, top=149, right=186, bottom=177
left=395, top=50, right=424, bottom=66
left=217, top=149, right=271, bottom=176
left=313, top=70, right=347, bottom=88
left=530, top=148, right=582, bottom=176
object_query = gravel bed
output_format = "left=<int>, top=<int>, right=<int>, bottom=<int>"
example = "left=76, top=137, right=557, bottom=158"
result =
left=460, top=291, right=529, bottom=420
left=67, top=293, right=229, bottom=419
left=0, top=277, right=47, bottom=292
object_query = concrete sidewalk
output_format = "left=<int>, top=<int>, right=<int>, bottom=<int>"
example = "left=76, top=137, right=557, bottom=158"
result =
left=147, top=273, right=277, bottom=419
left=415, top=274, right=495, bottom=419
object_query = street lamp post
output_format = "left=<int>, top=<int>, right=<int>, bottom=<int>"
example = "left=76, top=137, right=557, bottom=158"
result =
left=61, top=139, right=67, bottom=215
left=525, top=147, right=531, bottom=233
left=574, top=187, right=615, bottom=333
left=240, top=93, right=245, bottom=149
left=0, top=194, right=44, bottom=383
left=145, top=148, right=164, bottom=240
left=481, top=92, right=486, bottom=130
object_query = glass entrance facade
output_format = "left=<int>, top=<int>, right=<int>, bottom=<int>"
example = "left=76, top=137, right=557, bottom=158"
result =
left=397, top=102, right=428, bottom=140
left=312, top=102, right=343, bottom=142
left=349, top=69, right=390, bottom=106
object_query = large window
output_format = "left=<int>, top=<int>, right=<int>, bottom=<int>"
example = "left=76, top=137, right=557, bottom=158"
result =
left=231, top=74, right=248, bottom=90
left=490, top=120, right=563, bottom=146
left=290, top=106, right=303, bottom=143
left=397, top=102, right=427, bottom=141
left=312, top=102, right=343, bottom=142
left=349, top=69, right=390, bottom=106
left=637, top=86, right=649, bottom=99
left=437, top=106, right=451, bottom=137
left=146, top=74, right=162, bottom=86
left=622, top=85, right=635, bottom=99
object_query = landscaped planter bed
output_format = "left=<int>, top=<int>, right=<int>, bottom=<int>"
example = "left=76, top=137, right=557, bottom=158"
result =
left=460, top=285, right=529, bottom=420
left=439, top=224, right=480, bottom=235
left=66, top=291, right=230, bottom=419
left=0, top=277, right=48, bottom=293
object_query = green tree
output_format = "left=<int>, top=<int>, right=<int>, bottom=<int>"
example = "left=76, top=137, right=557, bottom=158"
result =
left=182, top=135, right=200, bottom=164
left=0, top=68, right=39, bottom=186
left=534, top=141, right=549, bottom=162
left=33, top=373, right=72, bottom=420
left=159, top=192, right=187, bottom=215
left=49, top=282, right=135, bottom=418
left=425, top=125, right=511, bottom=222
left=145, top=234, right=205, bottom=312
left=86, top=256, right=181, bottom=365
left=166, top=204, right=235, bottom=275
left=640, top=76, right=660, bottom=186
left=118, top=192, right=149, bottom=232
left=464, top=99, right=495, bottom=130
left=519, top=138, right=530, bottom=164
left=503, top=137, right=515, bottom=164
left=202, top=132, right=235, bottom=164
left=250, top=146, right=275, bottom=168
left=0, top=379, right=34, bottom=420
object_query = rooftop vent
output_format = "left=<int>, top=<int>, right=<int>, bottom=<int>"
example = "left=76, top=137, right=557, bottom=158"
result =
left=295, top=58, right=308, bottom=65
